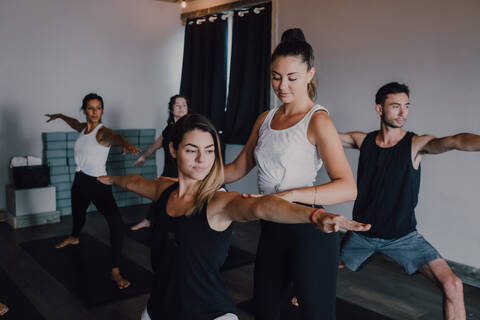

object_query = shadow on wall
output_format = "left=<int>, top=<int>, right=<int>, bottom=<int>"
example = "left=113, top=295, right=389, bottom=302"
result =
left=0, top=102, right=36, bottom=205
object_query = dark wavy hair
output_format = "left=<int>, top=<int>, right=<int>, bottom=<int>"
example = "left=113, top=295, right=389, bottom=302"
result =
left=272, top=28, right=316, bottom=100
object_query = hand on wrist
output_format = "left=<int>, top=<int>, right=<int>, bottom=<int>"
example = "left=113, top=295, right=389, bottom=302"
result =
left=309, top=208, right=326, bottom=224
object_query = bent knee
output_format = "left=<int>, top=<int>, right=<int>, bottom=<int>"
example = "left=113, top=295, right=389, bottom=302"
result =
left=442, top=275, right=463, bottom=297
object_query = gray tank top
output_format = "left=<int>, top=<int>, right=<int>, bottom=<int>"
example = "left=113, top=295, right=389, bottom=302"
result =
left=254, top=105, right=328, bottom=194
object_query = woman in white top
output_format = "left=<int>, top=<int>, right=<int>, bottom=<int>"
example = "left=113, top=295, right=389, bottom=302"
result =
left=224, top=29, right=357, bottom=319
left=45, top=93, right=140, bottom=289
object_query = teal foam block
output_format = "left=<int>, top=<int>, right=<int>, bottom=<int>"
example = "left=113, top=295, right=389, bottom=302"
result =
left=126, top=167, right=142, bottom=175
left=67, top=141, right=75, bottom=149
left=56, top=199, right=70, bottom=208
left=67, top=131, right=79, bottom=141
left=56, top=190, right=70, bottom=200
left=67, top=149, right=75, bottom=157
left=141, top=197, right=152, bottom=204
left=44, top=140, right=67, bottom=150
left=141, top=166, right=157, bottom=174
left=143, top=173, right=156, bottom=180
left=124, top=160, right=136, bottom=168
left=125, top=136, right=139, bottom=145
left=117, top=199, right=128, bottom=207
left=51, top=174, right=70, bottom=184
left=139, top=144, right=152, bottom=152
left=121, top=129, right=140, bottom=137
left=139, top=136, right=155, bottom=144
left=144, top=159, right=155, bottom=166
left=67, top=156, right=75, bottom=166
left=140, top=129, right=156, bottom=136
left=45, top=149, right=67, bottom=159
left=42, top=132, right=67, bottom=142
left=52, top=182, right=71, bottom=192
left=107, top=168, right=125, bottom=176
left=68, top=166, right=77, bottom=174
left=50, top=166, right=69, bottom=175
left=59, top=207, right=72, bottom=216
left=47, top=158, right=67, bottom=167
left=87, top=203, right=96, bottom=212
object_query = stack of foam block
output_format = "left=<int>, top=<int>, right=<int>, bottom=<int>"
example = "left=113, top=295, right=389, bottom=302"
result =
left=43, top=129, right=157, bottom=216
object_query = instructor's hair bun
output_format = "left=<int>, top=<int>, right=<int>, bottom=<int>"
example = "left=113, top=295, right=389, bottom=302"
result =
left=281, top=28, right=306, bottom=43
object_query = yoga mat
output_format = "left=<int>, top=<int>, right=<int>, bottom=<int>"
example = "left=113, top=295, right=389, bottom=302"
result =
left=237, top=297, right=392, bottom=320
left=0, top=266, right=44, bottom=320
left=125, top=224, right=256, bottom=272
left=21, top=234, right=152, bottom=308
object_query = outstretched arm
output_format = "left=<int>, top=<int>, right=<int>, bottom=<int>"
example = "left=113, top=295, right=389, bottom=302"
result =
left=212, top=191, right=370, bottom=233
left=134, top=136, right=164, bottom=166
left=223, top=111, right=268, bottom=184
left=98, top=174, right=174, bottom=201
left=98, top=127, right=141, bottom=155
left=338, top=131, right=367, bottom=149
left=417, top=133, right=480, bottom=155
left=45, top=113, right=86, bottom=132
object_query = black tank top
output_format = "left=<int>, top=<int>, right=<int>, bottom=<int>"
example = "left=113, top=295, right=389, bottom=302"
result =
left=161, top=125, right=178, bottom=178
left=147, top=183, right=236, bottom=320
left=352, top=131, right=421, bottom=239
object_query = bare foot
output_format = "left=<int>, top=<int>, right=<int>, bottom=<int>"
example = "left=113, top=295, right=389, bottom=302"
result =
left=55, top=236, right=79, bottom=249
left=291, top=297, right=299, bottom=307
left=111, top=268, right=131, bottom=290
left=338, top=260, right=345, bottom=269
left=0, top=302, right=8, bottom=316
left=130, top=218, right=151, bottom=231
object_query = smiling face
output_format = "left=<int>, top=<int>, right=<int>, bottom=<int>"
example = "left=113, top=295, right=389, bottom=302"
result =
left=271, top=55, right=315, bottom=104
left=377, top=93, right=410, bottom=128
left=83, top=98, right=103, bottom=124
left=170, top=129, right=216, bottom=182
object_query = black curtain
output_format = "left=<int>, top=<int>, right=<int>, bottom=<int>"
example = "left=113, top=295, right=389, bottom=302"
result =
left=224, top=3, right=272, bottom=144
left=180, top=17, right=228, bottom=132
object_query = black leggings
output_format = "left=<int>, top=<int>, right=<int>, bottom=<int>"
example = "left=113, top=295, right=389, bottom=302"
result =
left=71, top=171, right=124, bottom=268
left=254, top=220, right=339, bottom=320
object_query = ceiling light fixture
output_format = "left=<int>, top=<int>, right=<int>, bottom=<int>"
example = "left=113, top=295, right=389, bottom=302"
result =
left=180, top=0, right=187, bottom=9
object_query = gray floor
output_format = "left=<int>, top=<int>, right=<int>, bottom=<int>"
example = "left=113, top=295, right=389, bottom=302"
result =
left=0, top=205, right=479, bottom=320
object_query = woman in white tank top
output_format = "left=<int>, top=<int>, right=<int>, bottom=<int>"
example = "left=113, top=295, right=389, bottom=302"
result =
left=224, top=29, right=367, bottom=319
left=45, top=93, right=140, bottom=290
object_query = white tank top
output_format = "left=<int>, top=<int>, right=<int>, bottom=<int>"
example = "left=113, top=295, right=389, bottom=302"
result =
left=254, top=104, right=328, bottom=194
left=74, top=123, right=110, bottom=177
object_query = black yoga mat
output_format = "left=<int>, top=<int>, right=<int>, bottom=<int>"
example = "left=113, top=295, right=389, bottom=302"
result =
left=20, top=234, right=152, bottom=308
left=125, top=224, right=256, bottom=272
left=237, top=297, right=392, bottom=320
left=0, top=266, right=44, bottom=320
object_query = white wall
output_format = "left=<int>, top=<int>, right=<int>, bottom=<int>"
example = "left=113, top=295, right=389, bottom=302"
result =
left=0, top=0, right=184, bottom=207
left=278, top=0, right=480, bottom=268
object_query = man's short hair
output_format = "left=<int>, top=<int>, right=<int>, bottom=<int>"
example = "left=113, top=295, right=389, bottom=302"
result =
left=375, top=82, right=410, bottom=106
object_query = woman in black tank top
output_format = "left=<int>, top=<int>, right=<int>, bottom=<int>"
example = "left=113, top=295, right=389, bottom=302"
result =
left=98, top=114, right=369, bottom=320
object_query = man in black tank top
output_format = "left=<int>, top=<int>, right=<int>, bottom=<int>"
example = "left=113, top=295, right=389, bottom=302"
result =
left=338, top=82, right=480, bottom=320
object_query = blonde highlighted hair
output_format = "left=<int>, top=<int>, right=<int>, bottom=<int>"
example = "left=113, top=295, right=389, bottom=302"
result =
left=169, top=113, right=224, bottom=216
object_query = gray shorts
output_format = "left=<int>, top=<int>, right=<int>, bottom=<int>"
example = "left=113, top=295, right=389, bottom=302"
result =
left=340, top=231, right=441, bottom=275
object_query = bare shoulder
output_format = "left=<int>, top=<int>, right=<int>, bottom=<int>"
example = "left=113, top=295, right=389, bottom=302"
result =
left=153, top=178, right=177, bottom=200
